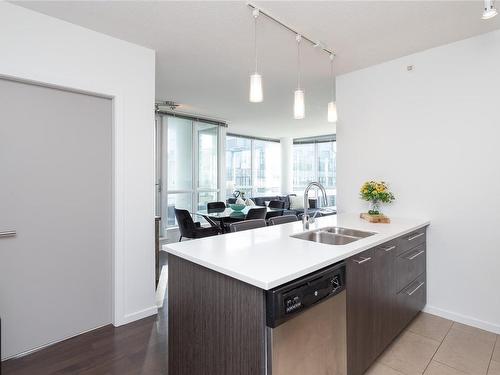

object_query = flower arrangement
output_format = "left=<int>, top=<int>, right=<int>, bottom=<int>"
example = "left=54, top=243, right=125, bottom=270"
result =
left=360, top=180, right=395, bottom=215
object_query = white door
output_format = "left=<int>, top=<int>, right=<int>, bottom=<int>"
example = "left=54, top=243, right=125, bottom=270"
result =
left=0, top=78, right=113, bottom=359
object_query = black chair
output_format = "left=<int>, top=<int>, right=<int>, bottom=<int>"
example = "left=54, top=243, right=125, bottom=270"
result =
left=207, top=201, right=226, bottom=212
left=266, top=200, right=285, bottom=219
left=174, top=208, right=219, bottom=242
left=229, top=219, right=267, bottom=233
left=268, top=214, right=298, bottom=226
left=245, top=207, right=267, bottom=220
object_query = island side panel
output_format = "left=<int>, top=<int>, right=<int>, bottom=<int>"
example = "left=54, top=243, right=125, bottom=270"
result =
left=168, top=254, right=267, bottom=375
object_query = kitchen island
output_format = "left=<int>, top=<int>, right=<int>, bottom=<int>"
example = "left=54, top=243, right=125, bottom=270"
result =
left=165, top=213, right=430, bottom=375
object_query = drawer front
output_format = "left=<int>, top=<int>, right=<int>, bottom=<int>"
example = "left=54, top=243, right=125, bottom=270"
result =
left=374, top=239, right=398, bottom=256
left=396, top=244, right=426, bottom=292
left=397, top=227, right=427, bottom=256
left=396, top=273, right=426, bottom=330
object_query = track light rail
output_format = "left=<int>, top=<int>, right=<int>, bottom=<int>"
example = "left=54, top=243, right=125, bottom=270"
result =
left=246, top=2, right=335, bottom=57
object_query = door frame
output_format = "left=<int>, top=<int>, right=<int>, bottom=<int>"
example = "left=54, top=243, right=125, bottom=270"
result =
left=0, top=72, right=155, bottom=329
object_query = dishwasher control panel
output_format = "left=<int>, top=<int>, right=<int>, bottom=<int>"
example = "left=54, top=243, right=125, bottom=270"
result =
left=266, top=262, right=345, bottom=328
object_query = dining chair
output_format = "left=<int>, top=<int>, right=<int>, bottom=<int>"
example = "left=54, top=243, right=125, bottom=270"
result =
left=207, top=201, right=226, bottom=212
left=174, top=208, right=220, bottom=241
left=266, top=200, right=285, bottom=219
left=229, top=219, right=267, bottom=233
left=245, top=207, right=267, bottom=220
left=268, top=214, right=298, bottom=226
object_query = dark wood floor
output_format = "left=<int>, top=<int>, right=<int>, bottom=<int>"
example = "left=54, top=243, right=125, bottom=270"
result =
left=2, top=254, right=169, bottom=375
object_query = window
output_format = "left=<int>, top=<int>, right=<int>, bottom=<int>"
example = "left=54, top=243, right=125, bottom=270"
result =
left=156, top=115, right=221, bottom=231
left=225, top=134, right=280, bottom=198
left=253, top=140, right=280, bottom=196
left=293, top=136, right=336, bottom=206
left=225, top=135, right=252, bottom=198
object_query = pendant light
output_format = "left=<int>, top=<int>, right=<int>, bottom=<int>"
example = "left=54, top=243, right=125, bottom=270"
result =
left=482, top=0, right=498, bottom=19
left=294, top=34, right=305, bottom=119
left=249, top=8, right=263, bottom=102
left=327, top=54, right=338, bottom=123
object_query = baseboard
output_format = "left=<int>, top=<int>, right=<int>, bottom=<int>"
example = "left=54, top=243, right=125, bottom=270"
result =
left=424, top=304, right=500, bottom=334
left=1, top=323, right=110, bottom=361
left=114, top=305, right=158, bottom=327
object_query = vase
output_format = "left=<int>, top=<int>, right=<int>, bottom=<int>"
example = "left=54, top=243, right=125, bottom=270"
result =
left=368, top=200, right=381, bottom=215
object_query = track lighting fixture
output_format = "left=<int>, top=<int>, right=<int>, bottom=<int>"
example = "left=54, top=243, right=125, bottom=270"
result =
left=246, top=3, right=337, bottom=120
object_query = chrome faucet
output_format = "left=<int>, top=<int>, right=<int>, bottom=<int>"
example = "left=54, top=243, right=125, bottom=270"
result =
left=303, top=182, right=328, bottom=230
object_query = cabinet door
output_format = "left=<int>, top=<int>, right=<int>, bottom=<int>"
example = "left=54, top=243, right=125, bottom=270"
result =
left=347, top=248, right=375, bottom=375
left=396, top=273, right=427, bottom=329
left=373, top=240, right=398, bottom=356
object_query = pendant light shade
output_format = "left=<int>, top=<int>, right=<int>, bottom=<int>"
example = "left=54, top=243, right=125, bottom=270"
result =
left=250, top=73, right=263, bottom=103
left=249, top=9, right=263, bottom=102
left=294, top=34, right=305, bottom=119
left=327, top=54, right=337, bottom=123
left=482, top=0, right=498, bottom=19
left=328, top=101, right=337, bottom=123
left=294, top=89, right=305, bottom=119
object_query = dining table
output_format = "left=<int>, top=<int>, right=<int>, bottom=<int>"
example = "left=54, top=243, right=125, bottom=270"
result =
left=196, top=206, right=285, bottom=233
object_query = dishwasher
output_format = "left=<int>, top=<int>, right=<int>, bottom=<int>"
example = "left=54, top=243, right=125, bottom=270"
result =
left=265, top=261, right=347, bottom=375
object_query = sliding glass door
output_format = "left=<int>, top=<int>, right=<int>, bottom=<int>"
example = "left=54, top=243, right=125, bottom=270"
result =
left=156, top=115, right=221, bottom=234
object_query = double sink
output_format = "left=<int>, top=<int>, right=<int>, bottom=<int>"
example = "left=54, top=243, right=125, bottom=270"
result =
left=291, top=226, right=376, bottom=245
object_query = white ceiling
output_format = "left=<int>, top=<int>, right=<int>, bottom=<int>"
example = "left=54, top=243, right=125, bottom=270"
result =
left=15, top=1, right=500, bottom=138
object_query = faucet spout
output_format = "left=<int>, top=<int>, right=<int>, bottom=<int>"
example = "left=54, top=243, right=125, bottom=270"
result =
left=303, top=182, right=328, bottom=230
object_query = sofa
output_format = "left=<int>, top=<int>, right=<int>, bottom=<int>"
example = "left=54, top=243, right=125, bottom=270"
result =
left=226, top=194, right=336, bottom=218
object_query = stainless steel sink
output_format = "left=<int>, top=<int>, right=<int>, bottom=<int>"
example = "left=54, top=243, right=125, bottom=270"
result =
left=321, top=227, right=376, bottom=238
left=291, top=226, right=376, bottom=246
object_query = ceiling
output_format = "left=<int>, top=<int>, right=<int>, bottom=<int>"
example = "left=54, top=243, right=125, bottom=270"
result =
left=15, top=1, right=500, bottom=138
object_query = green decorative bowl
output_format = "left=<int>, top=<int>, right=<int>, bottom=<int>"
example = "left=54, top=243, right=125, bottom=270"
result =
left=229, top=204, right=246, bottom=211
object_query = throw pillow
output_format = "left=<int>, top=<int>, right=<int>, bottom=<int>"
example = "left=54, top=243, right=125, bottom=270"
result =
left=245, top=198, right=256, bottom=206
left=289, top=195, right=306, bottom=210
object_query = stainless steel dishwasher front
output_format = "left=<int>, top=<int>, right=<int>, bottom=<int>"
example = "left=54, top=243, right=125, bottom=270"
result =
left=265, top=262, right=347, bottom=375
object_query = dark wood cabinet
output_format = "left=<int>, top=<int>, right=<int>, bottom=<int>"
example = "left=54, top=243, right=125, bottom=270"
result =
left=347, top=227, right=427, bottom=375
left=373, top=240, right=398, bottom=354
left=396, top=273, right=426, bottom=329
left=396, top=244, right=426, bottom=292
left=346, top=248, right=376, bottom=375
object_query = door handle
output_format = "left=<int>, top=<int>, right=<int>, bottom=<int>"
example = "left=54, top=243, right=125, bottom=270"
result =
left=407, top=232, right=424, bottom=241
left=381, top=245, right=396, bottom=252
left=0, top=230, right=16, bottom=238
left=353, top=256, right=372, bottom=264
left=407, top=250, right=425, bottom=260
left=406, top=281, right=425, bottom=296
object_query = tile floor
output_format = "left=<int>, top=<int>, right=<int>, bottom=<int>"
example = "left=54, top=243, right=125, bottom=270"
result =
left=367, top=313, right=500, bottom=375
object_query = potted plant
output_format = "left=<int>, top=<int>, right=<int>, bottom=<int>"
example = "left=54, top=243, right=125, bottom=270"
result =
left=360, top=180, right=395, bottom=215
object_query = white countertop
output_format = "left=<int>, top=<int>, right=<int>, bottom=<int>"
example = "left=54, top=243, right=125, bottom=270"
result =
left=163, top=213, right=430, bottom=290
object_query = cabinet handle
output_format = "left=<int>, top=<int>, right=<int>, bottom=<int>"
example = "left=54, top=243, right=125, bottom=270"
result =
left=381, top=245, right=396, bottom=252
left=0, top=230, right=16, bottom=238
left=353, top=256, right=372, bottom=264
left=407, top=232, right=424, bottom=241
left=406, top=250, right=425, bottom=260
left=406, top=281, right=425, bottom=296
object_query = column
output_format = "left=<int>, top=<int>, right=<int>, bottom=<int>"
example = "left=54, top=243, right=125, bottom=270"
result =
left=280, top=137, right=293, bottom=194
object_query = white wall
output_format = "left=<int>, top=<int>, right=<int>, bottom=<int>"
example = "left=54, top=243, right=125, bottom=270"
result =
left=337, top=30, right=500, bottom=333
left=0, top=1, right=157, bottom=339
